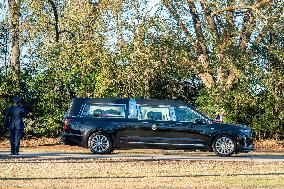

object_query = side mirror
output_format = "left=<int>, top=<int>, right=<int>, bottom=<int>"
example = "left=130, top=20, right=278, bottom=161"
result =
left=195, top=118, right=205, bottom=124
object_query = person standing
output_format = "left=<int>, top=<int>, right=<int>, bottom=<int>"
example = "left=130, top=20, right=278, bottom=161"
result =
left=3, top=97, right=28, bottom=155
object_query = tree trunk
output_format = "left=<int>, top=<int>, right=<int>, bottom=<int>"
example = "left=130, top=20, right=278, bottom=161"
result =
left=8, top=0, right=21, bottom=87
left=197, top=54, right=214, bottom=88
left=4, top=28, right=9, bottom=77
left=48, top=0, right=60, bottom=43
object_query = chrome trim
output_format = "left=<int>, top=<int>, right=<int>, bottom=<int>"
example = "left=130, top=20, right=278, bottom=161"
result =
left=135, top=137, right=204, bottom=141
left=174, top=143, right=204, bottom=147
left=79, top=103, right=87, bottom=116
left=243, top=135, right=247, bottom=147
left=127, top=142, right=204, bottom=146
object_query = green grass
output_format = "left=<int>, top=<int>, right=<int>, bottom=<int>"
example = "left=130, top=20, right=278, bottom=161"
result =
left=0, top=156, right=283, bottom=189
left=0, top=138, right=283, bottom=188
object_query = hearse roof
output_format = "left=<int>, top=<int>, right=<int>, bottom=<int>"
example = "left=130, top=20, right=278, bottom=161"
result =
left=72, top=98, right=193, bottom=108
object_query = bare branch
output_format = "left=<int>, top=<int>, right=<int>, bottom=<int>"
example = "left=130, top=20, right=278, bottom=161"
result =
left=163, top=0, right=214, bottom=89
left=239, top=11, right=255, bottom=49
left=240, top=0, right=272, bottom=49
left=211, top=0, right=271, bottom=15
left=199, top=0, right=220, bottom=43
left=47, top=0, right=59, bottom=42
left=162, top=0, right=197, bottom=50
left=187, top=1, right=207, bottom=54
left=211, top=5, right=253, bottom=15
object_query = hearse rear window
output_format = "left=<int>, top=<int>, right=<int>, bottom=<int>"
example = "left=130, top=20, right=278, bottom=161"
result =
left=139, top=106, right=170, bottom=121
left=81, top=104, right=126, bottom=118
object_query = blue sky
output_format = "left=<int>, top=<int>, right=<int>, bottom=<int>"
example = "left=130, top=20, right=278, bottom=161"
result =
left=0, top=0, right=162, bottom=68
left=0, top=0, right=8, bottom=21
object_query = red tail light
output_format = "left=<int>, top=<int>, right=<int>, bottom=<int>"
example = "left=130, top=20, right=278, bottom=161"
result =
left=63, top=118, right=74, bottom=130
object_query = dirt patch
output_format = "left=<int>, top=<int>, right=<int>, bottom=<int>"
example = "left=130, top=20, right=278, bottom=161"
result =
left=0, top=137, right=88, bottom=153
left=255, top=140, right=284, bottom=152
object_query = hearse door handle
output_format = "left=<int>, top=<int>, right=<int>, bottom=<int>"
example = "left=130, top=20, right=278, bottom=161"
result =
left=141, top=122, right=149, bottom=124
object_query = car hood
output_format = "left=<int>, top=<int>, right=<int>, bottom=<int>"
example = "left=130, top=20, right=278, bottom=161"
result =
left=212, top=123, right=252, bottom=132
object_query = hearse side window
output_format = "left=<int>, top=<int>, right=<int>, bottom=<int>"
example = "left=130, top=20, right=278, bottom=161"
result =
left=139, top=106, right=170, bottom=121
left=81, top=104, right=126, bottom=118
left=175, top=108, right=202, bottom=122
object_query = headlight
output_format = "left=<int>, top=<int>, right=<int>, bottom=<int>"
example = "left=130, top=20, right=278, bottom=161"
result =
left=240, top=128, right=254, bottom=138
left=240, top=129, right=250, bottom=133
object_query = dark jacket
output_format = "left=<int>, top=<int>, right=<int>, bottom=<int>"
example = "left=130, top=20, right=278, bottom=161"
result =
left=4, top=105, right=28, bottom=130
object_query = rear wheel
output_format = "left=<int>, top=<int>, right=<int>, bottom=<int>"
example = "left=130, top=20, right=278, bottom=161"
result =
left=88, top=132, right=113, bottom=154
left=213, top=135, right=236, bottom=157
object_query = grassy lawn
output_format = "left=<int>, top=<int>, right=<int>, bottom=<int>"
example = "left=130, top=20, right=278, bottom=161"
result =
left=0, top=158, right=283, bottom=189
left=0, top=138, right=283, bottom=189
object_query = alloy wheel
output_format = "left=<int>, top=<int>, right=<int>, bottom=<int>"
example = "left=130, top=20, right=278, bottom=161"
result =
left=214, top=136, right=235, bottom=157
left=89, top=134, right=111, bottom=153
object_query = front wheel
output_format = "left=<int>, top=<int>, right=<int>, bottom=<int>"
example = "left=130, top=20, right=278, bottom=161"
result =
left=212, top=135, right=236, bottom=157
left=88, top=132, right=113, bottom=154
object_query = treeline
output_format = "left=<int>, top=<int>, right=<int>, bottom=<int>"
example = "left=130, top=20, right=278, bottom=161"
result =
left=0, top=0, right=283, bottom=139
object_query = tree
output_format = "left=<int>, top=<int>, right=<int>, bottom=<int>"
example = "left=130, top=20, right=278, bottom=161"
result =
left=0, top=0, right=282, bottom=138
left=16, top=0, right=111, bottom=135
left=0, top=21, right=10, bottom=76
left=8, top=0, right=21, bottom=88
left=159, top=0, right=283, bottom=138
left=161, top=0, right=279, bottom=89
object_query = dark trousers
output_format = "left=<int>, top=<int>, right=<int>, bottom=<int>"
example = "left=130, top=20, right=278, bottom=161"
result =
left=9, top=128, right=23, bottom=154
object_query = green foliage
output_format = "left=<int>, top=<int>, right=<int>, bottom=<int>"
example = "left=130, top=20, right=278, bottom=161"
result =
left=0, top=0, right=283, bottom=139
left=196, top=65, right=284, bottom=139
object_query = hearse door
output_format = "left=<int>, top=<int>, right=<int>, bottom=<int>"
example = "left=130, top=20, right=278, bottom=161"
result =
left=137, top=120, right=208, bottom=149
left=107, top=118, right=139, bottom=147
left=169, top=121, right=209, bottom=149
left=171, top=107, right=210, bottom=149
left=136, top=105, right=176, bottom=148
left=137, top=120, right=177, bottom=148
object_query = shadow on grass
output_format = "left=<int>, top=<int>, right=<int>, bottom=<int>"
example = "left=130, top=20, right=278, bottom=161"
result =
left=1, top=172, right=284, bottom=181
left=37, top=143, right=62, bottom=147
left=0, top=152, right=169, bottom=163
left=0, top=151, right=283, bottom=163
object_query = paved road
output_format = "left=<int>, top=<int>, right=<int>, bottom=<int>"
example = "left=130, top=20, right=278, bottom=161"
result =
left=0, top=151, right=284, bottom=162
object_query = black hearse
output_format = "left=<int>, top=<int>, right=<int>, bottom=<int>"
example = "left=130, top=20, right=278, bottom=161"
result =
left=61, top=98, right=254, bottom=157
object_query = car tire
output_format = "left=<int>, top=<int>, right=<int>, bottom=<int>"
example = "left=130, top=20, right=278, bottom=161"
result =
left=212, top=135, right=236, bottom=157
left=88, top=132, right=113, bottom=154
